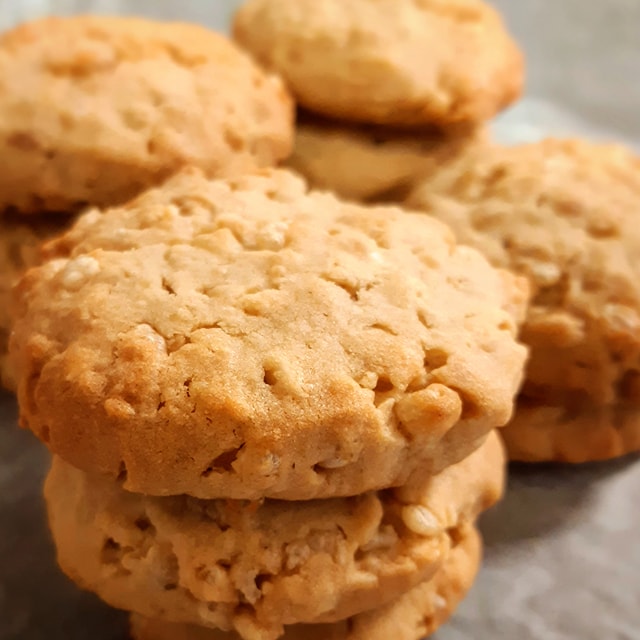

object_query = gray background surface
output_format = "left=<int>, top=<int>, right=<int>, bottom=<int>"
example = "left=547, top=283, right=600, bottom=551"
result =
left=0, top=2, right=639, bottom=639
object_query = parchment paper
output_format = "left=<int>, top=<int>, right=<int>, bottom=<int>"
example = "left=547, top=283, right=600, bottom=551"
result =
left=0, top=1, right=638, bottom=639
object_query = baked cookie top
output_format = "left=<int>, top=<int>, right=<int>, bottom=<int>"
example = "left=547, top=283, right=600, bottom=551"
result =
left=13, top=168, right=527, bottom=499
left=45, top=432, right=503, bottom=640
left=407, top=138, right=640, bottom=412
left=233, top=0, right=523, bottom=127
left=130, top=524, right=481, bottom=640
left=287, top=115, right=487, bottom=202
left=0, top=16, right=293, bottom=214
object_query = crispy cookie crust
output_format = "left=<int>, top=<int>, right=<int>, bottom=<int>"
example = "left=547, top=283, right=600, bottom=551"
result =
left=45, top=434, right=502, bottom=640
left=407, top=138, right=640, bottom=461
left=12, top=168, right=527, bottom=499
left=129, top=525, right=482, bottom=640
left=233, top=0, right=523, bottom=126
left=0, top=16, right=293, bottom=214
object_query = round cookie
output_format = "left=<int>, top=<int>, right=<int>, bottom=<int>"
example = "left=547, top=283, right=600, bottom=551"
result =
left=0, top=16, right=293, bottom=214
left=0, top=215, right=70, bottom=389
left=129, top=525, right=482, bottom=640
left=406, top=138, right=640, bottom=462
left=233, top=0, right=523, bottom=127
left=287, top=115, right=487, bottom=202
left=45, top=433, right=502, bottom=640
left=12, top=168, right=527, bottom=499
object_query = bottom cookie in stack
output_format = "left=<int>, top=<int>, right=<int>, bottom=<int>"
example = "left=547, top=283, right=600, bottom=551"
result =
left=44, top=433, right=504, bottom=640
left=129, top=524, right=481, bottom=640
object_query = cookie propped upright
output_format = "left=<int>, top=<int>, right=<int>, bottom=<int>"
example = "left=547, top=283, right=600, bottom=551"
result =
left=0, top=16, right=294, bottom=214
left=11, top=168, right=528, bottom=500
left=407, top=138, right=640, bottom=462
left=233, top=0, right=523, bottom=127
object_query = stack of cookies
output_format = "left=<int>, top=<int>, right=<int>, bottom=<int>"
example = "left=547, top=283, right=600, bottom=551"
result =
left=233, top=0, right=524, bottom=203
left=0, top=15, right=294, bottom=388
left=10, top=166, right=529, bottom=639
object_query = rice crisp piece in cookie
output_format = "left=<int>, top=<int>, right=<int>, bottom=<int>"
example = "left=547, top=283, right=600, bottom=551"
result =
left=0, top=215, right=70, bottom=389
left=12, top=168, right=527, bottom=499
left=287, top=115, right=487, bottom=203
left=45, top=432, right=503, bottom=640
left=0, top=16, right=293, bottom=214
left=406, top=138, right=640, bottom=462
left=129, top=525, right=482, bottom=640
left=233, top=0, right=523, bottom=127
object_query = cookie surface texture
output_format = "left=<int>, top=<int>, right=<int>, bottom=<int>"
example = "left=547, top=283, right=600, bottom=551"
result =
left=45, top=433, right=502, bottom=639
left=287, top=117, right=487, bottom=202
left=12, top=168, right=527, bottom=499
left=0, top=16, right=293, bottom=214
left=406, top=138, right=640, bottom=461
left=129, top=525, right=482, bottom=640
left=234, top=0, right=523, bottom=126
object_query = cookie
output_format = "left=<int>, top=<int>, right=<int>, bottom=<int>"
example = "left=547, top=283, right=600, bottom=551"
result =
left=501, top=402, right=640, bottom=463
left=0, top=16, right=294, bottom=214
left=129, top=525, right=481, bottom=640
left=287, top=115, right=487, bottom=202
left=0, top=215, right=69, bottom=389
left=406, top=138, right=640, bottom=462
left=233, top=0, right=523, bottom=127
left=45, top=432, right=502, bottom=639
left=12, top=168, right=527, bottom=499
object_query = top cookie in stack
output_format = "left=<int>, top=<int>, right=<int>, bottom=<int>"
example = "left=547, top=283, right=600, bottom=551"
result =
left=234, top=0, right=524, bottom=201
left=11, top=168, right=527, bottom=500
left=0, top=16, right=294, bottom=214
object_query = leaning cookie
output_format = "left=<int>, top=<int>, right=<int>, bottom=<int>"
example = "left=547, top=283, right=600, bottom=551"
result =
left=130, top=525, right=482, bottom=640
left=286, top=115, right=487, bottom=202
left=406, top=138, right=640, bottom=462
left=0, top=16, right=293, bottom=214
left=12, top=168, right=527, bottom=499
left=234, top=0, right=523, bottom=127
left=0, top=215, right=70, bottom=389
left=45, top=433, right=502, bottom=640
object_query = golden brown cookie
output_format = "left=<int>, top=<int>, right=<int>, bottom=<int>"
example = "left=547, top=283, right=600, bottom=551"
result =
left=0, top=16, right=293, bottom=214
left=12, top=168, right=527, bottom=499
left=501, top=402, right=640, bottom=463
left=0, top=215, right=69, bottom=389
left=233, top=0, right=523, bottom=127
left=45, top=433, right=502, bottom=640
left=129, top=525, right=482, bottom=640
left=286, top=115, right=487, bottom=202
left=406, top=138, right=640, bottom=462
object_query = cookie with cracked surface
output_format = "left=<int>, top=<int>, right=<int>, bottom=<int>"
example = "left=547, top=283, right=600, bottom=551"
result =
left=233, top=0, right=523, bottom=127
left=0, top=16, right=293, bottom=214
left=129, top=524, right=482, bottom=640
left=12, top=168, right=527, bottom=499
left=286, top=115, right=487, bottom=203
left=406, top=138, right=640, bottom=462
left=0, top=215, right=70, bottom=389
left=45, top=433, right=502, bottom=640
